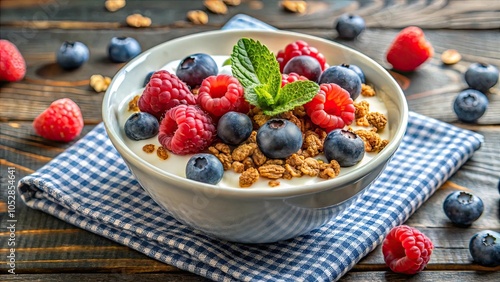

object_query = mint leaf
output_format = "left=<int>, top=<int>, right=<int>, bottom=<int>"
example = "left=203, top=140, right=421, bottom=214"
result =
left=262, top=80, right=319, bottom=116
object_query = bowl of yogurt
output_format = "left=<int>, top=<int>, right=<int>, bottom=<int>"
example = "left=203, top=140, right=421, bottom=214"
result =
left=102, top=30, right=408, bottom=243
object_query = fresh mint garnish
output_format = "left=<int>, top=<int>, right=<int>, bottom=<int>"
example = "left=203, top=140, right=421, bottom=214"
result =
left=231, top=38, right=319, bottom=116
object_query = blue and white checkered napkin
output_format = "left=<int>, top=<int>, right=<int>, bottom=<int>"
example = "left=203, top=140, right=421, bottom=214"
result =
left=18, top=15, right=483, bottom=282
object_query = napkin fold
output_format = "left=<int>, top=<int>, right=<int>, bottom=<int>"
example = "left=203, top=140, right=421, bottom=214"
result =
left=18, top=15, right=483, bottom=282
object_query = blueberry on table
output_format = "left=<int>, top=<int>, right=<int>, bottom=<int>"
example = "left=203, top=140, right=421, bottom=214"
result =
left=464, top=62, right=499, bottom=92
left=323, top=129, right=365, bottom=167
left=257, top=119, right=303, bottom=159
left=185, top=153, right=224, bottom=185
left=318, top=65, right=362, bottom=100
left=443, top=191, right=484, bottom=226
left=56, top=41, right=89, bottom=70
left=217, top=111, right=253, bottom=146
left=176, top=53, right=218, bottom=89
left=124, top=112, right=159, bottom=140
left=283, top=55, right=322, bottom=82
left=335, top=14, right=366, bottom=40
left=453, top=89, right=488, bottom=123
left=469, top=230, right=500, bottom=267
left=108, top=36, right=141, bottom=63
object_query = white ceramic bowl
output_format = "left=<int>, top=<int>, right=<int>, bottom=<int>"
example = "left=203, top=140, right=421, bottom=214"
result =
left=102, top=30, right=408, bottom=243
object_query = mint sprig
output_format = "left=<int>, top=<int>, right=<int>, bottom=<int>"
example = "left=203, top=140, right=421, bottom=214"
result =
left=231, top=38, right=319, bottom=116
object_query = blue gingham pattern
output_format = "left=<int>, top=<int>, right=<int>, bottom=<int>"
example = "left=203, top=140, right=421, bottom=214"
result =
left=18, top=16, right=483, bottom=282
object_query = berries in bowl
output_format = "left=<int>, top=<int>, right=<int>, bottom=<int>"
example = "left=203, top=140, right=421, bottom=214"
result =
left=102, top=30, right=408, bottom=243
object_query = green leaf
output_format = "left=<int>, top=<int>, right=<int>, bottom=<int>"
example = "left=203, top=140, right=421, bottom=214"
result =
left=262, top=80, right=319, bottom=116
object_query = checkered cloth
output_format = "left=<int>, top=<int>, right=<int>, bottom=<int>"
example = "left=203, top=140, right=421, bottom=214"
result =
left=18, top=15, right=483, bottom=282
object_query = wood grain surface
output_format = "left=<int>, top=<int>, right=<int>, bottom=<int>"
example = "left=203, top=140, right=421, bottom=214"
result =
left=1, top=0, right=499, bottom=281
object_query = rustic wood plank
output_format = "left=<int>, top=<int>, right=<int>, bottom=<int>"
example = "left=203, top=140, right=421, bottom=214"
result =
left=2, top=273, right=211, bottom=282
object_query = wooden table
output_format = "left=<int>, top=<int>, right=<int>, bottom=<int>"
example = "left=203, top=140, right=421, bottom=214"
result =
left=1, top=0, right=499, bottom=281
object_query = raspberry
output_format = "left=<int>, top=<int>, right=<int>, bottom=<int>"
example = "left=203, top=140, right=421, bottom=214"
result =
left=276, top=40, right=327, bottom=72
left=0, top=39, right=26, bottom=82
left=197, top=75, right=249, bottom=119
left=138, top=70, right=196, bottom=120
left=281, top=72, right=308, bottom=87
left=33, top=98, right=84, bottom=142
left=382, top=225, right=434, bottom=275
left=158, top=105, right=216, bottom=155
left=386, top=26, right=434, bottom=72
left=303, top=83, right=355, bottom=132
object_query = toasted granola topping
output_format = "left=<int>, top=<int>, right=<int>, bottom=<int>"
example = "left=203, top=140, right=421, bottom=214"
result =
left=366, top=112, right=388, bottom=131
left=142, top=144, right=155, bottom=153
left=240, top=167, right=259, bottom=187
left=361, top=84, right=376, bottom=97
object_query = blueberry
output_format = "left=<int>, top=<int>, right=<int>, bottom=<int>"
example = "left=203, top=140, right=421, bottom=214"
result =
left=469, top=230, right=500, bottom=267
left=108, top=36, right=141, bottom=63
left=143, top=71, right=155, bottom=87
left=217, top=111, right=253, bottom=145
left=464, top=62, right=499, bottom=92
left=335, top=14, right=366, bottom=40
left=257, top=119, right=302, bottom=159
left=185, top=153, right=224, bottom=185
left=283, top=55, right=322, bottom=82
left=176, top=53, right=218, bottom=89
left=56, top=41, right=89, bottom=70
left=323, top=129, right=365, bottom=167
left=124, top=112, right=159, bottom=140
left=318, top=65, right=362, bottom=100
left=443, top=191, right=484, bottom=226
left=453, top=89, right=488, bottom=123
left=343, top=63, right=366, bottom=84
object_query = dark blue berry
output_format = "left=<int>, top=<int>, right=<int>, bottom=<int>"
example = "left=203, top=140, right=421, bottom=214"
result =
left=176, top=53, right=218, bottom=89
left=469, top=230, right=500, bottom=267
left=185, top=153, right=224, bottom=185
left=108, top=37, right=141, bottom=63
left=323, top=129, right=365, bottom=167
left=283, top=55, right=322, bottom=82
left=217, top=111, right=253, bottom=145
left=453, top=89, right=488, bottom=123
left=443, top=191, right=484, bottom=226
left=143, top=71, right=155, bottom=87
left=335, top=14, right=366, bottom=40
left=257, top=119, right=302, bottom=159
left=56, top=41, right=89, bottom=70
left=318, top=65, right=362, bottom=100
left=124, top=112, right=159, bottom=140
left=343, top=63, right=366, bottom=84
left=464, top=62, right=499, bottom=92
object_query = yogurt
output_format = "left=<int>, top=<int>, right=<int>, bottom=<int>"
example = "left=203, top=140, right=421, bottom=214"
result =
left=118, top=56, right=390, bottom=188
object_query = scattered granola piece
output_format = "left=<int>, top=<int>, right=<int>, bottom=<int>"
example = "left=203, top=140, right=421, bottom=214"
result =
left=105, top=0, right=126, bottom=12
left=300, top=157, right=320, bottom=176
left=286, top=153, right=305, bottom=167
left=354, top=100, right=370, bottom=118
left=157, top=146, right=169, bottom=160
left=253, top=113, right=270, bottom=127
left=128, top=95, right=140, bottom=112
left=240, top=167, right=259, bottom=187
left=232, top=161, right=245, bottom=173
left=209, top=143, right=233, bottom=170
left=204, top=0, right=228, bottom=14
left=281, top=0, right=307, bottom=13
left=223, top=0, right=241, bottom=5
left=319, top=160, right=341, bottom=179
left=252, top=147, right=267, bottom=166
left=126, top=13, right=152, bottom=28
left=441, top=49, right=462, bottom=65
left=355, top=129, right=388, bottom=152
left=243, top=157, right=255, bottom=170
left=258, top=164, right=285, bottom=179
left=142, top=144, right=155, bottom=153
left=187, top=10, right=209, bottom=25
left=232, top=143, right=257, bottom=161
left=89, top=74, right=112, bottom=93
left=366, top=112, right=388, bottom=131
left=284, top=163, right=302, bottom=179
left=302, top=131, right=323, bottom=158
left=269, top=180, right=280, bottom=187
left=361, top=83, right=376, bottom=97
left=356, top=116, right=370, bottom=127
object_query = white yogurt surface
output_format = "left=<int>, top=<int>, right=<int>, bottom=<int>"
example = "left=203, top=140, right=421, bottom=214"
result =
left=118, top=56, right=390, bottom=188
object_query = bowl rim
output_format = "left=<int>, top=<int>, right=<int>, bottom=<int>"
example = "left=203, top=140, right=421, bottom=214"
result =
left=102, top=29, right=408, bottom=199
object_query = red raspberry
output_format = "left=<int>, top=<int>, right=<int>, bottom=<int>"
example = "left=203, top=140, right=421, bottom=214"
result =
left=0, top=39, right=26, bottom=82
left=158, top=105, right=216, bottom=155
left=276, top=40, right=327, bottom=72
left=386, top=26, right=434, bottom=72
left=382, top=225, right=434, bottom=275
left=33, top=98, right=84, bottom=142
left=303, top=83, right=355, bottom=132
left=197, top=75, right=249, bottom=119
left=138, top=70, right=196, bottom=120
left=281, top=72, right=308, bottom=87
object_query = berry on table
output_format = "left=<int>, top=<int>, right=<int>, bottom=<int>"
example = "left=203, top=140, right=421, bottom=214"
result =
left=276, top=40, right=327, bottom=72
left=124, top=112, right=159, bottom=141
left=56, top=41, right=89, bottom=70
left=107, top=36, right=141, bottom=63
left=453, top=89, right=489, bottom=123
left=281, top=72, right=308, bottom=87
left=386, top=26, right=434, bottom=72
left=138, top=70, right=197, bottom=120
left=323, top=129, right=365, bottom=167
left=469, top=230, right=500, bottom=267
left=33, top=98, right=84, bottom=142
left=464, top=62, right=499, bottom=92
left=304, top=83, right=355, bottom=132
left=217, top=111, right=253, bottom=146
left=256, top=119, right=303, bottom=159
left=196, top=74, right=249, bottom=119
left=176, top=53, right=219, bottom=89
left=382, top=225, right=434, bottom=275
left=443, top=191, right=484, bottom=226
left=0, top=39, right=26, bottom=82
left=158, top=104, right=216, bottom=155
left=185, top=153, right=224, bottom=185
left=318, top=65, right=362, bottom=100
left=283, top=55, right=322, bottom=82
left=334, top=14, right=366, bottom=40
